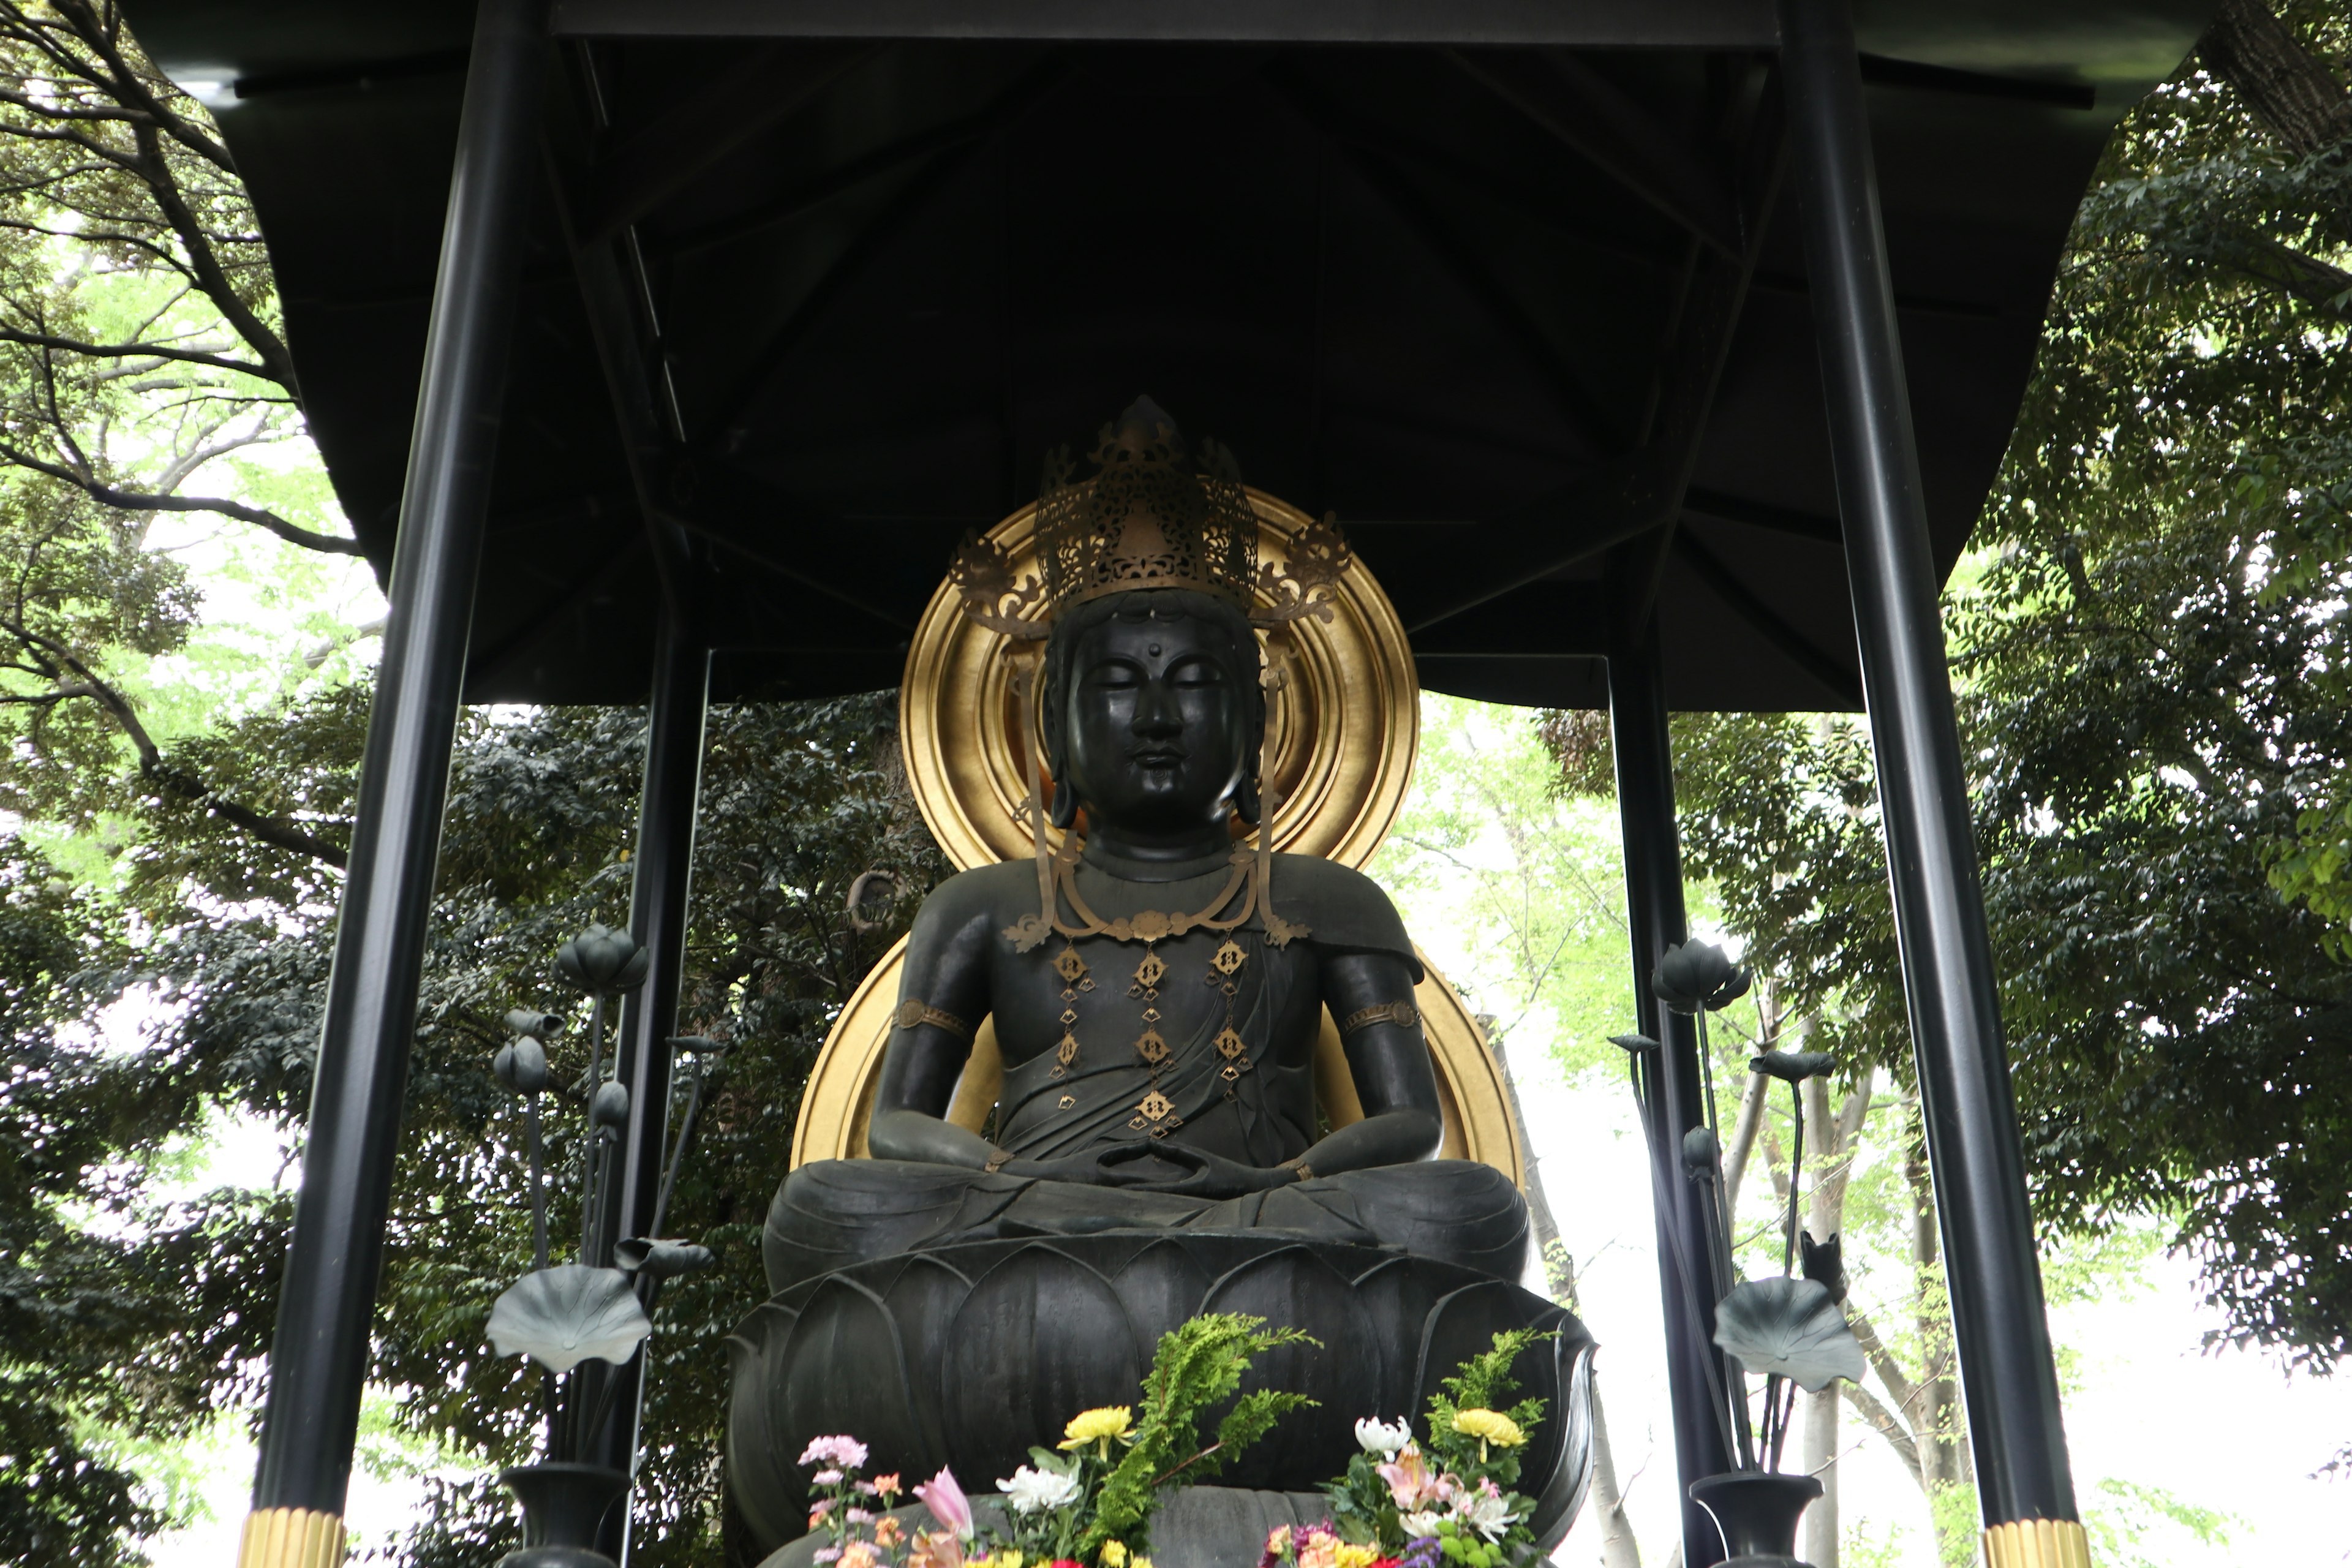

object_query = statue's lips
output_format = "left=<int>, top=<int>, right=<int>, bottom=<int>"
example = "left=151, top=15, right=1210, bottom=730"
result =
left=1128, top=748, right=1188, bottom=766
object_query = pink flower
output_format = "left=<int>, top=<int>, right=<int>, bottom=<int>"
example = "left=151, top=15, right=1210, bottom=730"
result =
left=813, top=1469, right=845, bottom=1487
left=914, top=1465, right=974, bottom=1540
left=799, top=1435, right=872, bottom=1469
left=841, top=1543, right=880, bottom=1568
left=813, top=1553, right=841, bottom=1565
left=1374, top=1447, right=1446, bottom=1510
left=846, top=1508, right=873, bottom=1525
left=910, top=1529, right=966, bottom=1568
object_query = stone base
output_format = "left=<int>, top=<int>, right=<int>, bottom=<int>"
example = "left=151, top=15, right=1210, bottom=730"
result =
left=726, top=1231, right=1596, bottom=1561
left=755, top=1490, right=1333, bottom=1568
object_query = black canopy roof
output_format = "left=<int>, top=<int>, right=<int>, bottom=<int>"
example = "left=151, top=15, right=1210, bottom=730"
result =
left=127, top=1, right=2209, bottom=709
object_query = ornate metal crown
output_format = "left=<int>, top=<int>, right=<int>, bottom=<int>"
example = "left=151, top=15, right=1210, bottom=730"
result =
left=951, top=398, right=1349, bottom=640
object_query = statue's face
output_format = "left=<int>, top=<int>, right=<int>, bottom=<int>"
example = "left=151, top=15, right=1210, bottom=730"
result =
left=1061, top=608, right=1249, bottom=839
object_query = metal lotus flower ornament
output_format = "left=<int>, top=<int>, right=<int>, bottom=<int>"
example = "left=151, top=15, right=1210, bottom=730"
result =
left=1711, top=1276, right=1868, bottom=1393
left=555, top=922, right=650, bottom=995
left=615, top=1237, right=716, bottom=1281
left=1649, top=940, right=1752, bottom=1015
left=487, top=1264, right=654, bottom=1375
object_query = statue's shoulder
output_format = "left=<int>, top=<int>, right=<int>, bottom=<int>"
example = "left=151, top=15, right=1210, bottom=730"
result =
left=913, top=858, right=1037, bottom=926
left=1267, top=853, right=1420, bottom=978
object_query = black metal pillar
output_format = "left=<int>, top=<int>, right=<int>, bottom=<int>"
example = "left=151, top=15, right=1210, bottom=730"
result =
left=584, top=620, right=711, bottom=1562
left=1606, top=617, right=1736, bottom=1568
left=1777, top=0, right=2081, bottom=1548
left=245, top=0, right=549, bottom=1555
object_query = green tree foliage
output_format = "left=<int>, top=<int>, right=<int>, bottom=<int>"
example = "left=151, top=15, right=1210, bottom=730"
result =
left=1638, top=1, right=2352, bottom=1383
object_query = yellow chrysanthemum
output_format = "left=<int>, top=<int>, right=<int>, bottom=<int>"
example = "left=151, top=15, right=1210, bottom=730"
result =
left=1333, top=1545, right=1380, bottom=1568
left=1452, top=1409, right=1526, bottom=1449
left=1101, top=1542, right=1128, bottom=1567
left=1058, top=1406, right=1137, bottom=1450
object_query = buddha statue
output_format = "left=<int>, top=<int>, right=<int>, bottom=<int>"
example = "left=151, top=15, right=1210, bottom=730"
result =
left=728, top=404, right=1590, bottom=1566
left=761, top=401, right=1529, bottom=1292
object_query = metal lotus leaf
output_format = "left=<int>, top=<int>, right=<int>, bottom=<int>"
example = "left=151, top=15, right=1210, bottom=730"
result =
left=554, top=923, right=650, bottom=995
left=505, top=1007, right=566, bottom=1038
left=616, top=1237, right=715, bottom=1280
left=1752, top=1049, right=1836, bottom=1084
left=1711, top=1277, right=1867, bottom=1393
left=1608, top=1033, right=1659, bottom=1055
left=589, top=1080, right=631, bottom=1129
left=1650, top=941, right=1751, bottom=1015
left=665, top=1034, right=727, bottom=1056
left=487, top=1264, right=652, bottom=1373
left=493, top=1038, right=549, bottom=1095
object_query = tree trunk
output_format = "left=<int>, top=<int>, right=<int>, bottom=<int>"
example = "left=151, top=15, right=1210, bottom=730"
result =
left=2200, top=0, right=2352, bottom=157
left=1905, top=1136, right=1973, bottom=1566
left=1795, top=1072, right=1871, bottom=1568
left=1487, top=1022, right=1640, bottom=1568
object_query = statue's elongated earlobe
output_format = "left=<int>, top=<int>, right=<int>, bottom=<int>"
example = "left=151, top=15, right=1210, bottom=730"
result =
left=1049, top=775, right=1079, bottom=829
left=1235, top=771, right=1261, bottom=826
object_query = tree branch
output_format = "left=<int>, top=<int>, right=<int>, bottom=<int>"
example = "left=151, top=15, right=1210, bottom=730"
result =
left=0, top=323, right=271, bottom=378
left=1844, top=1305, right=1922, bottom=1425
left=1839, top=1381, right=1924, bottom=1488
left=126, top=118, right=295, bottom=389
left=0, top=440, right=361, bottom=554
left=2200, top=0, right=2352, bottom=156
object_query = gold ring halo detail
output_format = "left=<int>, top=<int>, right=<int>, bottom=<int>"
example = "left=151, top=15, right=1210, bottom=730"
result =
left=898, top=486, right=1417, bottom=873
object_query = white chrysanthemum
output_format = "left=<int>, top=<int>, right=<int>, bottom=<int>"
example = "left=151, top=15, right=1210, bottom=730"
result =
left=1399, top=1510, right=1447, bottom=1539
left=1451, top=1482, right=1517, bottom=1542
left=1353, top=1417, right=1412, bottom=1456
left=995, top=1465, right=1082, bottom=1515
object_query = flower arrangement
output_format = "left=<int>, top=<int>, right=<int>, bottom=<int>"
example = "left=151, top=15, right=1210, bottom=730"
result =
left=789, top=1311, right=1316, bottom=1568
left=1295, top=1329, right=1555, bottom=1568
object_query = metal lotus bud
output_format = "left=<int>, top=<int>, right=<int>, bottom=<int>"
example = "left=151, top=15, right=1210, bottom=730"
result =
left=554, top=923, right=651, bottom=995
left=1608, top=1033, right=1659, bottom=1055
left=1801, top=1230, right=1849, bottom=1303
left=505, top=1008, right=566, bottom=1039
left=1681, top=1125, right=1722, bottom=1176
left=493, top=1037, right=549, bottom=1095
left=614, top=1237, right=717, bottom=1280
left=1651, top=940, right=1750, bottom=1015
left=590, top=1079, right=631, bottom=1129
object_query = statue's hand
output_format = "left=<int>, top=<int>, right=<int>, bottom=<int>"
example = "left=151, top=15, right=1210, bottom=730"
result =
left=1098, top=1141, right=1295, bottom=1199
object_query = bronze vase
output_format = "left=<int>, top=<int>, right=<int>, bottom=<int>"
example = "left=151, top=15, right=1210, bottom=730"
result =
left=1688, top=1469, right=1823, bottom=1566
left=497, top=1461, right=629, bottom=1568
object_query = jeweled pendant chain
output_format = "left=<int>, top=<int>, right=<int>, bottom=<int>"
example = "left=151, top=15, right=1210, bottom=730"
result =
left=1128, top=944, right=1181, bottom=1136
left=1209, top=938, right=1252, bottom=1099
left=1049, top=939, right=1093, bottom=1080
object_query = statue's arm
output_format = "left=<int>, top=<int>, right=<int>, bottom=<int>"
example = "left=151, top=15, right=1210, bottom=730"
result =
left=865, top=878, right=1005, bottom=1169
left=1300, top=949, right=1444, bottom=1174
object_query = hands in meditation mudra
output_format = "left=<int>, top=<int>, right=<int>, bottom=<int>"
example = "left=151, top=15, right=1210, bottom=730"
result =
left=762, top=401, right=1529, bottom=1293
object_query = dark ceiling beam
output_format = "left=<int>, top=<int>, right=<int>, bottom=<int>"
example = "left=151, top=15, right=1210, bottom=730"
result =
left=1444, top=49, right=1744, bottom=260
left=545, top=43, right=916, bottom=640
left=1683, top=486, right=1841, bottom=542
left=1857, top=51, right=2095, bottom=110
left=1673, top=529, right=1861, bottom=706
left=578, top=42, right=873, bottom=244
left=547, top=0, right=1776, bottom=47
left=704, top=134, right=997, bottom=440
left=1270, top=69, right=1619, bottom=457
left=1403, top=77, right=1786, bottom=636
left=652, top=55, right=1072, bottom=260
left=1411, top=581, right=1612, bottom=658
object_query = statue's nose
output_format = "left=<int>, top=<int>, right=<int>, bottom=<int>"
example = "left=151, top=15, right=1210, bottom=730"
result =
left=1133, top=677, right=1183, bottom=737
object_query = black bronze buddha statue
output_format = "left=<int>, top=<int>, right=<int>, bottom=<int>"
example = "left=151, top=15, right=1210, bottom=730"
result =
left=762, top=401, right=1528, bottom=1291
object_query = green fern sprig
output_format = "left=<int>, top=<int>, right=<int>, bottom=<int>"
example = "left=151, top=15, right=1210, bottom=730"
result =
left=1080, top=1312, right=1319, bottom=1556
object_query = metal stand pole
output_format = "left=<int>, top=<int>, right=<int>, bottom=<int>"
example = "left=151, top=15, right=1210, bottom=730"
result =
left=237, top=6, right=548, bottom=1567
left=1607, top=617, right=1738, bottom=1568
left=1777, top=0, right=2083, bottom=1560
left=583, top=620, right=711, bottom=1563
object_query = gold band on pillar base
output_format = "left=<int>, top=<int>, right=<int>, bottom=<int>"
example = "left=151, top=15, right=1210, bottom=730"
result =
left=237, top=1507, right=346, bottom=1568
left=1981, top=1517, right=2092, bottom=1568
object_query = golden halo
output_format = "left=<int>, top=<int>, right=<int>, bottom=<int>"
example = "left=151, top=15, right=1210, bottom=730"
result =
left=899, top=486, right=1417, bottom=873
